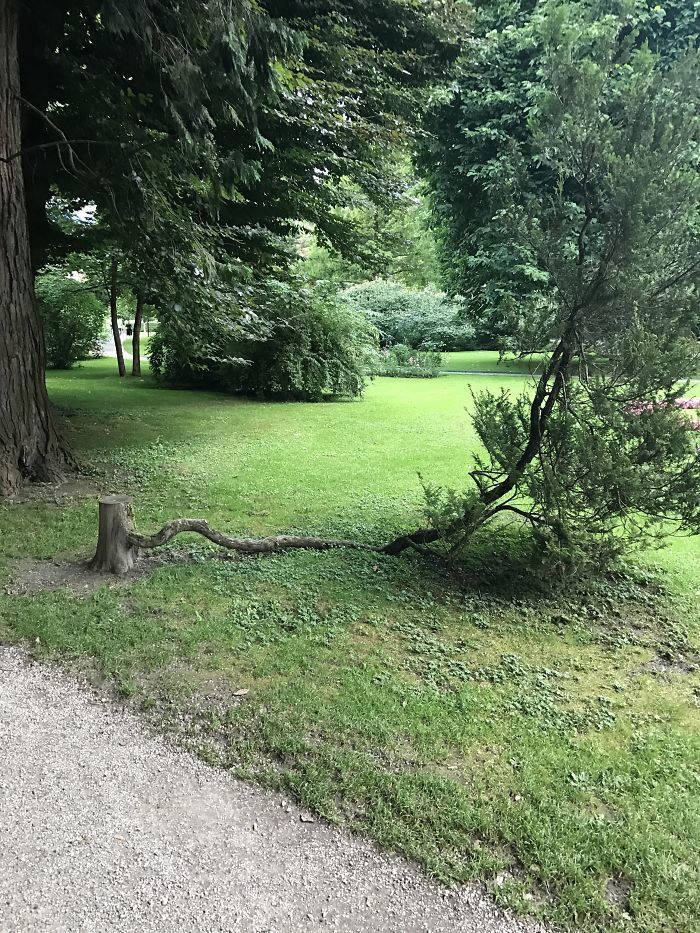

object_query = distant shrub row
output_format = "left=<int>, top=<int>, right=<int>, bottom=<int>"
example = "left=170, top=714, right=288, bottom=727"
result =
left=151, top=280, right=458, bottom=398
left=367, top=344, right=442, bottom=378
left=340, top=280, right=475, bottom=352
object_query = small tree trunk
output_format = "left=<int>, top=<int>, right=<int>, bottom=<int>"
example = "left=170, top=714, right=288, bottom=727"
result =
left=90, top=495, right=139, bottom=574
left=109, top=257, right=126, bottom=378
left=0, top=0, right=74, bottom=496
left=132, top=292, right=144, bottom=376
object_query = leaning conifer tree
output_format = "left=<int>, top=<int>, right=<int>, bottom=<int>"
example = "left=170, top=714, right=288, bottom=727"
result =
left=387, top=2, right=700, bottom=571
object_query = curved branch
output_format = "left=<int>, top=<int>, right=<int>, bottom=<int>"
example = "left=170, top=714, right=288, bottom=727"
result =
left=381, top=527, right=442, bottom=556
left=127, top=518, right=379, bottom=555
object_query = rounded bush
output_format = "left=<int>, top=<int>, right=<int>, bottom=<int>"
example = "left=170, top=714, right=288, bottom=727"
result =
left=151, top=288, right=376, bottom=401
left=36, top=270, right=105, bottom=369
left=340, top=280, right=475, bottom=351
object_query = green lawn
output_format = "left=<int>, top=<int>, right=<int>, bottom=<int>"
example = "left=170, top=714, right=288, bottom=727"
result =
left=441, top=350, right=700, bottom=380
left=1, top=358, right=699, bottom=932
left=441, top=350, right=544, bottom=374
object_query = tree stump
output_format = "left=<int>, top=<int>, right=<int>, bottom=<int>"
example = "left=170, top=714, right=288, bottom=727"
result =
left=89, top=495, right=139, bottom=574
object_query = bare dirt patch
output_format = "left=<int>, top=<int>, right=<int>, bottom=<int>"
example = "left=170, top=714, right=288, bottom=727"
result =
left=4, top=550, right=197, bottom=596
left=4, top=476, right=104, bottom=505
left=605, top=875, right=632, bottom=911
left=642, top=651, right=698, bottom=676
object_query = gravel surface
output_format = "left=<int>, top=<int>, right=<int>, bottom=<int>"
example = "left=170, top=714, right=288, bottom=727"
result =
left=0, top=646, right=546, bottom=933
left=100, top=334, right=132, bottom=360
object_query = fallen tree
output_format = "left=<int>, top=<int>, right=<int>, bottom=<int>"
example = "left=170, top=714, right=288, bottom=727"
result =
left=396, top=4, right=700, bottom=572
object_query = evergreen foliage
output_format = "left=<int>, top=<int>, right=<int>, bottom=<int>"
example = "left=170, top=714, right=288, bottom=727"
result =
left=421, top=0, right=700, bottom=347
left=398, top=0, right=700, bottom=571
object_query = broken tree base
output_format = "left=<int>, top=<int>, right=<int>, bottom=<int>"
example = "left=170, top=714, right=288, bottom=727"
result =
left=89, top=495, right=140, bottom=574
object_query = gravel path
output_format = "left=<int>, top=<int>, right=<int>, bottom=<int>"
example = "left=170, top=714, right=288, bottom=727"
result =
left=101, top=334, right=132, bottom=360
left=0, top=646, right=546, bottom=933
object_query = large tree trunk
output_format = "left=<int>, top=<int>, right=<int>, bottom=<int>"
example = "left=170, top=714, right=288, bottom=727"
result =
left=109, top=256, right=126, bottom=377
left=0, top=0, right=73, bottom=496
left=132, top=292, right=144, bottom=377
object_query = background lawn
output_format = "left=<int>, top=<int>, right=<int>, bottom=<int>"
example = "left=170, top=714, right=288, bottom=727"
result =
left=441, top=350, right=544, bottom=374
left=440, top=350, right=700, bottom=381
left=1, top=358, right=698, bottom=933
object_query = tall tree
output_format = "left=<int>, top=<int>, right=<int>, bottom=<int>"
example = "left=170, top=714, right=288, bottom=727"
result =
left=422, top=0, right=700, bottom=347
left=1, top=0, right=289, bottom=494
left=0, top=0, right=73, bottom=494
left=2, top=0, right=459, bottom=494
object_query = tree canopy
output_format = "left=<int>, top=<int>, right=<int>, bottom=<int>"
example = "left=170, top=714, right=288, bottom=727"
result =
left=1, top=0, right=459, bottom=493
left=422, top=0, right=700, bottom=346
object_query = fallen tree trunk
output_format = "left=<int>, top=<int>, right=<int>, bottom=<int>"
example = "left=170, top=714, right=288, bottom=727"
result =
left=90, top=495, right=379, bottom=574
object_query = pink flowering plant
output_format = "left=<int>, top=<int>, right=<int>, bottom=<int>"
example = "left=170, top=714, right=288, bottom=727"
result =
left=626, top=398, right=700, bottom=430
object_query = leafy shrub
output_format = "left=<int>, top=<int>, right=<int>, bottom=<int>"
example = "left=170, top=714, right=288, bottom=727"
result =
left=36, top=269, right=105, bottom=368
left=151, top=285, right=375, bottom=401
left=340, top=280, right=475, bottom=351
left=368, top=343, right=442, bottom=378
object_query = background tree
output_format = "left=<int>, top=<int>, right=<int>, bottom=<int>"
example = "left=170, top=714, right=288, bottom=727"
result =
left=149, top=2, right=461, bottom=385
left=340, top=280, right=473, bottom=351
left=35, top=267, right=104, bottom=369
left=297, top=174, right=442, bottom=291
left=422, top=0, right=700, bottom=348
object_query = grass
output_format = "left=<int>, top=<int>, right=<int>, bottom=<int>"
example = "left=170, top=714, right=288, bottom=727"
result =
left=1, top=356, right=699, bottom=932
left=441, top=350, right=543, bottom=374
left=441, top=350, right=700, bottom=380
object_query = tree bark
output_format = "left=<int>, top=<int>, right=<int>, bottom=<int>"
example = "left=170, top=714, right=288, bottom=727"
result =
left=109, top=256, right=126, bottom=377
left=90, top=495, right=139, bottom=574
left=128, top=517, right=377, bottom=555
left=0, top=0, right=73, bottom=496
left=132, top=291, right=144, bottom=376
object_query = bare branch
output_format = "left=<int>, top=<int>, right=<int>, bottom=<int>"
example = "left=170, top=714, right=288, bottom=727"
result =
left=128, top=518, right=379, bottom=554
